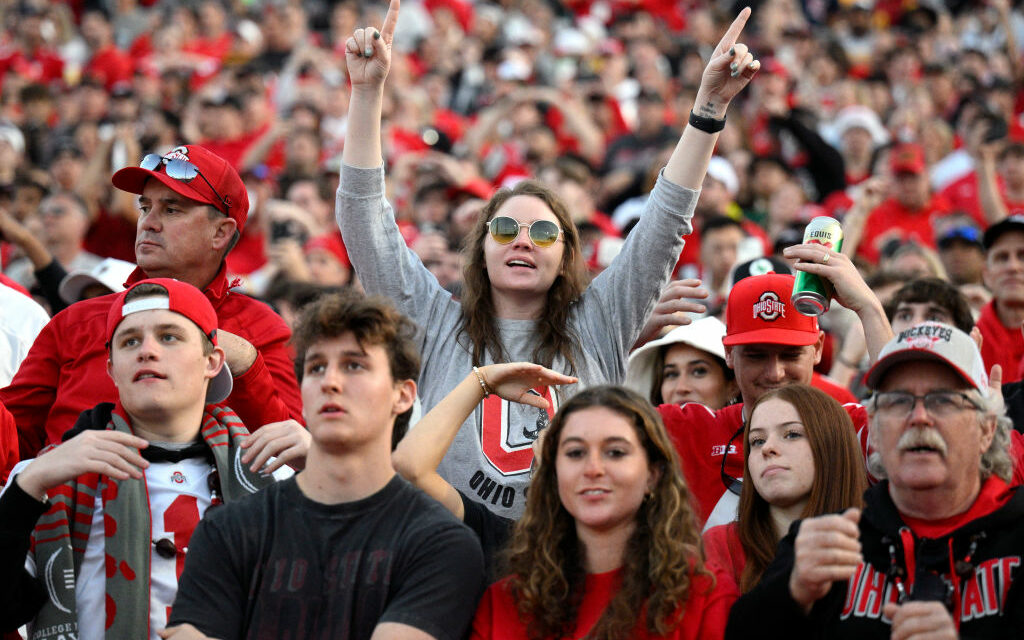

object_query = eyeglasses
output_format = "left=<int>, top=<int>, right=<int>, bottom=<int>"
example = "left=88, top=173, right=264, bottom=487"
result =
left=873, top=390, right=982, bottom=420
left=151, top=467, right=223, bottom=560
left=140, top=153, right=230, bottom=214
left=486, top=216, right=562, bottom=248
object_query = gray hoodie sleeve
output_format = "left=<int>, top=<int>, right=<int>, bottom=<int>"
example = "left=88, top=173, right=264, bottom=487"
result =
left=336, top=164, right=463, bottom=355
left=573, top=171, right=697, bottom=381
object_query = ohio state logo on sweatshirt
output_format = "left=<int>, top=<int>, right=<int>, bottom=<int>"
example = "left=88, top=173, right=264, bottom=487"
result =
left=479, top=386, right=558, bottom=476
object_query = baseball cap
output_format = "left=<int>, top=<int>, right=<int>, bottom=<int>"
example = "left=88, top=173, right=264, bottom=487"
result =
left=890, top=143, right=926, bottom=175
left=111, top=144, right=249, bottom=232
left=59, top=257, right=137, bottom=305
left=105, top=278, right=232, bottom=404
left=982, top=214, right=1024, bottom=250
left=707, top=156, right=739, bottom=197
left=730, top=256, right=793, bottom=286
left=937, top=225, right=983, bottom=250
left=723, top=273, right=820, bottom=346
left=625, top=317, right=728, bottom=398
left=864, top=322, right=987, bottom=394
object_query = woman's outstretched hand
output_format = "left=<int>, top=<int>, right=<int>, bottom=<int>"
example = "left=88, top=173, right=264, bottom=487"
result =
left=694, top=7, right=760, bottom=119
left=345, top=0, right=400, bottom=89
left=479, top=363, right=578, bottom=409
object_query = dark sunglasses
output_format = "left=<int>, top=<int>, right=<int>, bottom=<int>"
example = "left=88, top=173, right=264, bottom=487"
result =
left=151, top=468, right=223, bottom=560
left=140, top=153, right=230, bottom=214
left=486, top=216, right=562, bottom=248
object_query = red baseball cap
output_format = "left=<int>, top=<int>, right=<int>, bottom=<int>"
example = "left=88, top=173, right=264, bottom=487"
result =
left=112, top=144, right=249, bottom=232
left=889, top=143, right=926, bottom=175
left=723, top=273, right=820, bottom=346
left=106, top=278, right=232, bottom=404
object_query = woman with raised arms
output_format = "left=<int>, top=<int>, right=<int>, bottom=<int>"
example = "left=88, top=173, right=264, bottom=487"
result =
left=339, top=0, right=761, bottom=518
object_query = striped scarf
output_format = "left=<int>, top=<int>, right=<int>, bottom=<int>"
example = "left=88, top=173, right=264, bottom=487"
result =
left=28, top=404, right=273, bottom=640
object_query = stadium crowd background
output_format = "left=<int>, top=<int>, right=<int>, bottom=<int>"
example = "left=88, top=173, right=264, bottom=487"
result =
left=1, top=0, right=1024, bottom=399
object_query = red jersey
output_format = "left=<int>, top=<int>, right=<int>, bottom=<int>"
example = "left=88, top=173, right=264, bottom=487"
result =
left=858, top=194, right=955, bottom=264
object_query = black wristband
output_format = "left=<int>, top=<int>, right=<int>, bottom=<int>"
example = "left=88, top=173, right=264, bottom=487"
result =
left=688, top=110, right=727, bottom=133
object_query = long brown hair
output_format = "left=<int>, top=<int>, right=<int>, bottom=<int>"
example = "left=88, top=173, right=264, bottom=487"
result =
left=504, top=386, right=707, bottom=639
left=737, top=384, right=866, bottom=592
left=459, top=180, right=587, bottom=372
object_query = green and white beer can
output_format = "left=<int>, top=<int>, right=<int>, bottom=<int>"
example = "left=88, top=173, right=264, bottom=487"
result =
left=792, top=216, right=844, bottom=316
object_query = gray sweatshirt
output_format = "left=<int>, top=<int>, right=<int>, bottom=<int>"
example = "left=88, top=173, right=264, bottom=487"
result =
left=338, top=165, right=696, bottom=519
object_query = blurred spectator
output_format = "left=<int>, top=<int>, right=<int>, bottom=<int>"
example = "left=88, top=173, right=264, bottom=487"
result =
left=0, top=276, right=48, bottom=387
left=80, top=7, right=132, bottom=90
left=979, top=215, right=1024, bottom=383
left=857, top=143, right=954, bottom=264
left=4, top=191, right=102, bottom=294
left=937, top=224, right=986, bottom=285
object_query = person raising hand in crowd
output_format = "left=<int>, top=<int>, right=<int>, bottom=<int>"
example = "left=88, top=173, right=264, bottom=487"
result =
left=338, top=0, right=761, bottom=519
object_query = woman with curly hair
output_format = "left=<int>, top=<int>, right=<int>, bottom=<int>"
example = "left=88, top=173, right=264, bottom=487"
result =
left=703, top=384, right=867, bottom=593
left=339, top=0, right=762, bottom=519
left=472, top=386, right=738, bottom=640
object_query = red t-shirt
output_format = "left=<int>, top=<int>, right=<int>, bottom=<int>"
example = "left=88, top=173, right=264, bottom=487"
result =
left=939, top=171, right=1024, bottom=225
left=82, top=45, right=133, bottom=90
left=472, top=565, right=736, bottom=640
left=975, top=299, right=1024, bottom=384
left=702, top=522, right=746, bottom=592
left=858, top=194, right=955, bottom=264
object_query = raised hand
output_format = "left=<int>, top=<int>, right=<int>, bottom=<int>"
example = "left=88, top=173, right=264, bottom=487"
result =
left=344, top=0, right=400, bottom=89
left=478, top=363, right=578, bottom=409
left=16, top=430, right=150, bottom=499
left=694, top=8, right=761, bottom=119
left=633, top=279, right=709, bottom=350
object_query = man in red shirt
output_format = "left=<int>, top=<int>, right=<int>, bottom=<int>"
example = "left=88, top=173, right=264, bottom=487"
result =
left=659, top=246, right=893, bottom=527
left=858, top=143, right=954, bottom=264
left=977, top=215, right=1024, bottom=383
left=79, top=8, right=133, bottom=90
left=2, top=145, right=303, bottom=458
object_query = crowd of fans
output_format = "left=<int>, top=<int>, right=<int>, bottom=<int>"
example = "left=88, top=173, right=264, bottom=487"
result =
left=1, top=0, right=1024, bottom=637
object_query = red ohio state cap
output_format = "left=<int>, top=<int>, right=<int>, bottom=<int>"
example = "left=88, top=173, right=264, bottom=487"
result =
left=723, top=273, right=820, bottom=346
left=112, top=144, right=249, bottom=232
left=106, top=278, right=231, bottom=404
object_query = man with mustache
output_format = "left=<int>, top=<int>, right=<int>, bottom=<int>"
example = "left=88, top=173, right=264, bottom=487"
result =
left=726, top=322, right=1024, bottom=638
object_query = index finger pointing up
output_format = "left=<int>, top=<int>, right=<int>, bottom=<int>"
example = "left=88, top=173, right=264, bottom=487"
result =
left=716, top=6, right=751, bottom=54
left=381, top=0, right=400, bottom=43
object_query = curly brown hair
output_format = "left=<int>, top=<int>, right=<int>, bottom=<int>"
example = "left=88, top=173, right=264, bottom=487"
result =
left=738, top=384, right=866, bottom=592
left=459, top=180, right=587, bottom=372
left=503, top=386, right=708, bottom=639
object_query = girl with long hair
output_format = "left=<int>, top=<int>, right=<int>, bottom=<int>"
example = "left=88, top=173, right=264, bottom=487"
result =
left=703, top=384, right=867, bottom=592
left=472, top=386, right=738, bottom=640
left=339, top=0, right=761, bottom=518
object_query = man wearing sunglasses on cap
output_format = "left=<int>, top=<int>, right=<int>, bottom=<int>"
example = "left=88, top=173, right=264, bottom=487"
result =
left=2, top=144, right=304, bottom=459
left=0, top=279, right=295, bottom=640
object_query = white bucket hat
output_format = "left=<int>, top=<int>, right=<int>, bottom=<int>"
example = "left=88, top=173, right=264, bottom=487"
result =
left=625, top=316, right=728, bottom=401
